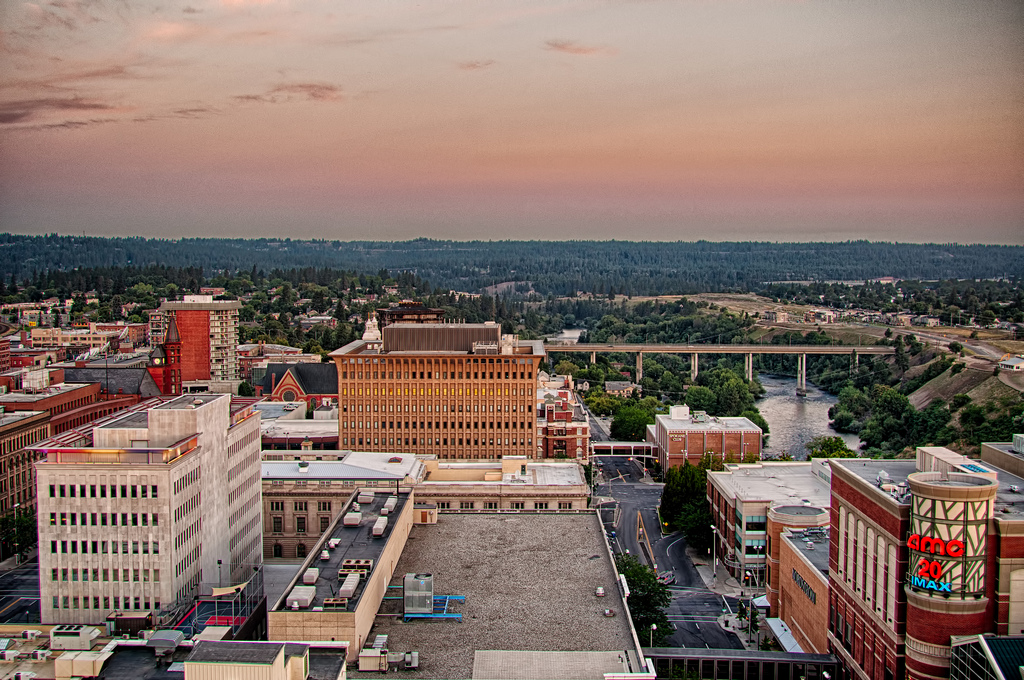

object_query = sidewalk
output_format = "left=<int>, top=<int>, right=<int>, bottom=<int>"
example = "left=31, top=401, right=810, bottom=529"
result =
left=687, top=545, right=745, bottom=599
left=0, top=548, right=36, bottom=575
left=717, top=611, right=766, bottom=652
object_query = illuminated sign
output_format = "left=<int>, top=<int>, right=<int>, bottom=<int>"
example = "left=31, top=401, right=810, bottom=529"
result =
left=905, top=533, right=965, bottom=593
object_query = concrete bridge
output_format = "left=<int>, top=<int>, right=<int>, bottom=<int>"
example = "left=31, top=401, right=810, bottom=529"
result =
left=543, top=343, right=894, bottom=394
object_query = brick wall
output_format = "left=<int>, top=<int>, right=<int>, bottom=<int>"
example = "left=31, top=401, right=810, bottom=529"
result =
left=175, top=310, right=211, bottom=381
left=779, top=537, right=829, bottom=653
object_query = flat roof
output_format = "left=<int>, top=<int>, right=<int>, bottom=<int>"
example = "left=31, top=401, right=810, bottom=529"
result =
left=656, top=412, right=761, bottom=432
left=783, top=527, right=830, bottom=575
left=708, top=462, right=831, bottom=507
left=99, top=411, right=150, bottom=429
left=262, top=452, right=421, bottom=481
left=350, top=513, right=635, bottom=680
left=187, top=640, right=284, bottom=664
left=271, top=492, right=410, bottom=612
left=0, top=409, right=46, bottom=428
left=0, top=381, right=94, bottom=403
left=261, top=419, right=339, bottom=439
left=154, top=394, right=226, bottom=409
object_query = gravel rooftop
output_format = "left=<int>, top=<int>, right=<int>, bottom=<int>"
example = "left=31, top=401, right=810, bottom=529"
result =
left=349, top=513, right=637, bottom=679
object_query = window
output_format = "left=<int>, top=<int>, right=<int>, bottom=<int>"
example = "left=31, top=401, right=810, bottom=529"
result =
left=460, top=501, right=474, bottom=510
left=484, top=502, right=498, bottom=509
left=51, top=568, right=58, bottom=581
left=270, top=501, right=284, bottom=512
left=534, top=502, right=548, bottom=510
left=558, top=502, right=572, bottom=510
left=510, top=502, right=525, bottom=510
left=151, top=485, right=158, bottom=498
left=320, top=517, right=330, bottom=532
left=437, top=502, right=450, bottom=509
left=152, top=541, right=159, bottom=554
left=273, top=544, right=283, bottom=558
left=296, top=516, right=307, bottom=534
left=317, top=501, right=331, bottom=512
left=272, top=517, right=283, bottom=533
left=294, top=501, right=307, bottom=512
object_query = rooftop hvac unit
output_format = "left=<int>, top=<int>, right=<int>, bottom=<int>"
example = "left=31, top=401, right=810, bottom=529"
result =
left=2, top=650, right=20, bottom=661
left=21, top=631, right=41, bottom=640
left=1014, top=434, right=1024, bottom=455
left=30, top=651, right=50, bottom=661
left=404, top=573, right=433, bottom=614
left=15, top=672, right=36, bottom=680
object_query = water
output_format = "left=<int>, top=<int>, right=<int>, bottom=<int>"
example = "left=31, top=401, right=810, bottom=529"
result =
left=549, top=329, right=584, bottom=343
left=756, top=375, right=861, bottom=459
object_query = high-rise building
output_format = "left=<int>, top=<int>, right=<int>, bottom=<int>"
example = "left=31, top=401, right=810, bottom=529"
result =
left=151, top=295, right=240, bottom=384
left=34, top=393, right=262, bottom=624
left=330, top=322, right=544, bottom=460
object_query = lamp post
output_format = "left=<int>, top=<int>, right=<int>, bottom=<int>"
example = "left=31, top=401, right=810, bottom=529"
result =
left=650, top=623, right=657, bottom=647
left=710, top=524, right=723, bottom=588
left=217, top=559, right=223, bottom=588
left=11, top=503, right=19, bottom=565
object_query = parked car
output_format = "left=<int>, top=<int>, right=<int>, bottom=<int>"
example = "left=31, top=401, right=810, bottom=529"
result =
left=657, top=571, right=675, bottom=585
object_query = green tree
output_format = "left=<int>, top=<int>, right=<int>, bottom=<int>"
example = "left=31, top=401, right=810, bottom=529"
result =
left=614, top=553, right=671, bottom=646
left=611, top=405, right=655, bottom=441
left=684, top=386, right=716, bottom=412
left=553, top=359, right=580, bottom=376
left=237, top=381, right=255, bottom=397
left=805, top=435, right=857, bottom=458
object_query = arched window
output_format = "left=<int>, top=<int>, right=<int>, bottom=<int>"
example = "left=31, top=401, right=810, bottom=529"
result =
left=282, top=390, right=297, bottom=402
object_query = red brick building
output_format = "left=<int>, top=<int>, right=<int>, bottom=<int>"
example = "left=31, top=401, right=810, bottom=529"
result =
left=536, top=380, right=590, bottom=459
left=648, top=404, right=762, bottom=470
left=828, top=446, right=1024, bottom=680
left=151, top=295, right=240, bottom=383
left=0, top=337, right=10, bottom=373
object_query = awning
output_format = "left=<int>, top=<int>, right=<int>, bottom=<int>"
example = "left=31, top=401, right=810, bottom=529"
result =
left=766, top=618, right=805, bottom=654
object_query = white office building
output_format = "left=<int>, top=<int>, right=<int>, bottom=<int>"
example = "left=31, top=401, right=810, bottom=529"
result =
left=34, top=394, right=263, bottom=624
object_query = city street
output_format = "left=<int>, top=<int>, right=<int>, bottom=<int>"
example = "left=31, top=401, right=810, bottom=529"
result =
left=0, top=555, right=40, bottom=624
left=594, top=462, right=743, bottom=651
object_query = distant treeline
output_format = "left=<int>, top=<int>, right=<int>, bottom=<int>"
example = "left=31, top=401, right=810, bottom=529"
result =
left=1, top=234, right=1022, bottom=296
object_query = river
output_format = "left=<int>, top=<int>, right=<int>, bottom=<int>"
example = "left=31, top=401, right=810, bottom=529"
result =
left=756, top=375, right=861, bottom=459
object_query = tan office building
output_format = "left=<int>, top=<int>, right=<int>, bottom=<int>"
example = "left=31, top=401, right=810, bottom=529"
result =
left=330, top=322, right=544, bottom=461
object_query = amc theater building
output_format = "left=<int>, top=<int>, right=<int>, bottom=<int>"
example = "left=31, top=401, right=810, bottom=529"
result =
left=828, top=446, right=1024, bottom=680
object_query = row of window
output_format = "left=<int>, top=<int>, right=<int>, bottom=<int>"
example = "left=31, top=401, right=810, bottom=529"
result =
left=434, top=501, right=572, bottom=510
left=282, top=501, right=332, bottom=512
left=50, top=512, right=158, bottom=527
left=348, top=437, right=531, bottom=447
left=341, top=370, right=533, bottom=381
left=343, top=420, right=531, bottom=430
left=49, top=483, right=158, bottom=499
left=52, top=595, right=158, bottom=611
left=50, top=539, right=159, bottom=555
left=344, top=403, right=531, bottom=413
left=51, top=567, right=160, bottom=582
left=270, top=516, right=331, bottom=534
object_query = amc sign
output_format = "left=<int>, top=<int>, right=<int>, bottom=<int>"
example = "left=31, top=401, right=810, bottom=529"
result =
left=907, top=533, right=966, bottom=594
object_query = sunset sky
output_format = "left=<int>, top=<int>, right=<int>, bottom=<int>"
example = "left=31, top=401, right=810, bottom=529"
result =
left=1, top=0, right=1022, bottom=243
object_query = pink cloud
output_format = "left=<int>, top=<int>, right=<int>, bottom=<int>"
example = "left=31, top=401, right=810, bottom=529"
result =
left=458, top=60, right=495, bottom=71
left=544, top=39, right=615, bottom=56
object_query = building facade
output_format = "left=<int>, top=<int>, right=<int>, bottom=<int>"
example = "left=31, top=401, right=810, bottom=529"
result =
left=34, top=394, right=263, bottom=624
left=151, top=296, right=241, bottom=383
left=652, top=404, right=762, bottom=470
left=536, top=376, right=590, bottom=460
left=330, top=322, right=544, bottom=460
left=827, top=447, right=1024, bottom=680
left=0, top=409, right=49, bottom=515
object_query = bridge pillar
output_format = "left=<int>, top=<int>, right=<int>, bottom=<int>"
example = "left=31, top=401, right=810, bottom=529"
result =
left=797, top=353, right=807, bottom=396
left=591, top=351, right=596, bottom=364
left=690, top=353, right=698, bottom=382
left=636, top=352, right=643, bottom=383
left=851, top=351, right=858, bottom=371
left=745, top=353, right=753, bottom=381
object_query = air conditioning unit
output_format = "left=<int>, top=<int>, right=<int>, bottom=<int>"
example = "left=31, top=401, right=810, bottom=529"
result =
left=16, top=671, right=37, bottom=680
left=21, top=631, right=41, bottom=640
left=30, top=651, right=50, bottom=661
left=2, top=650, right=21, bottom=661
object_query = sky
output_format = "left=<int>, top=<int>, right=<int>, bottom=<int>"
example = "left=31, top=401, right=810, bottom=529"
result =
left=0, top=0, right=1022, bottom=243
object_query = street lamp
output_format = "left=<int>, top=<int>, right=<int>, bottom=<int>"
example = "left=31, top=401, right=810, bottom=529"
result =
left=11, top=503, right=19, bottom=565
left=217, top=559, right=223, bottom=588
left=650, top=623, right=657, bottom=647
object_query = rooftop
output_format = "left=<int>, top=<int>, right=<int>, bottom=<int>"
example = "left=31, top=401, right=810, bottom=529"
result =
left=783, top=527, right=831, bottom=575
left=657, top=411, right=761, bottom=432
left=708, top=461, right=831, bottom=508
left=422, top=460, right=586, bottom=486
left=271, top=492, right=410, bottom=613
left=261, top=419, right=339, bottom=443
left=0, top=409, right=46, bottom=429
left=153, top=394, right=225, bottom=410
left=262, top=452, right=423, bottom=482
left=0, top=381, right=94, bottom=403
left=350, top=513, right=635, bottom=680
left=187, top=640, right=288, bottom=664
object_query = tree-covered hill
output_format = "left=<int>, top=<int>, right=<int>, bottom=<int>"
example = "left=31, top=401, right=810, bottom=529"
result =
left=1, top=234, right=1021, bottom=297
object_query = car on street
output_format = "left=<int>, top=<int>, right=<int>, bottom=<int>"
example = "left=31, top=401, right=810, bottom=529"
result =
left=657, top=571, right=675, bottom=585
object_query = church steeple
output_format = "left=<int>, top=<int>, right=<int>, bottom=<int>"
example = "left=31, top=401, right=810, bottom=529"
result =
left=162, top=316, right=182, bottom=395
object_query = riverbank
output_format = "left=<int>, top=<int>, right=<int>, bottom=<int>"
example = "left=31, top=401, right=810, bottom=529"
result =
left=756, top=375, right=860, bottom=459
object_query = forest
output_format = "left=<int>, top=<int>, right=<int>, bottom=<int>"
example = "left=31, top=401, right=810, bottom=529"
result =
left=1, top=234, right=1023, bottom=296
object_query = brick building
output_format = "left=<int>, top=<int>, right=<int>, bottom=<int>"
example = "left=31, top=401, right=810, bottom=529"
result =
left=0, top=409, right=49, bottom=515
left=150, top=296, right=240, bottom=384
left=649, top=404, right=762, bottom=470
left=827, top=446, right=1024, bottom=680
left=775, top=526, right=831, bottom=654
left=259, top=363, right=338, bottom=408
left=0, top=337, right=10, bottom=373
left=329, top=322, right=544, bottom=460
left=536, top=375, right=590, bottom=460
